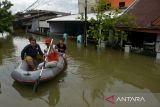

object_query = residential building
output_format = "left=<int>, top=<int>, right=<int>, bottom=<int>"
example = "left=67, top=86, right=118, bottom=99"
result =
left=110, top=0, right=134, bottom=9
left=13, top=10, right=70, bottom=34
left=78, top=0, right=134, bottom=13
left=118, top=0, right=160, bottom=58
left=47, top=11, right=122, bottom=37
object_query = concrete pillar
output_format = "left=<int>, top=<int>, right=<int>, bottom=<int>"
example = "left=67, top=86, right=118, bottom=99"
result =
left=124, top=45, right=131, bottom=53
left=155, top=34, right=160, bottom=59
left=39, top=27, right=41, bottom=33
left=10, top=26, right=14, bottom=32
left=25, top=26, right=28, bottom=33
left=100, top=40, right=106, bottom=48
left=41, top=28, right=44, bottom=33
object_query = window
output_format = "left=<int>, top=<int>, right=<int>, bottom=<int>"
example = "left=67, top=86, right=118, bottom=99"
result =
left=106, top=3, right=111, bottom=9
left=119, top=2, right=125, bottom=9
left=90, top=7, right=95, bottom=13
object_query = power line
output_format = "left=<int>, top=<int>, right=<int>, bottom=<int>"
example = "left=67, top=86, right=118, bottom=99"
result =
left=23, top=0, right=39, bottom=12
left=30, top=0, right=43, bottom=10
left=31, top=0, right=52, bottom=10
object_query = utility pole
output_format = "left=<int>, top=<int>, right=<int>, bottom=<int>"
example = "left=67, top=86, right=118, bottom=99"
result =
left=84, top=0, right=87, bottom=47
left=37, top=10, right=39, bottom=32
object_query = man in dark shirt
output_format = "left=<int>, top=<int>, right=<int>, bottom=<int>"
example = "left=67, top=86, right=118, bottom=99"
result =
left=21, top=38, right=43, bottom=71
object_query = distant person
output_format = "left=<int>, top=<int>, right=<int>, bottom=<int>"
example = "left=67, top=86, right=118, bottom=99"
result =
left=21, top=38, right=44, bottom=71
left=77, top=34, right=82, bottom=43
left=63, top=33, right=68, bottom=44
left=63, top=33, right=68, bottom=40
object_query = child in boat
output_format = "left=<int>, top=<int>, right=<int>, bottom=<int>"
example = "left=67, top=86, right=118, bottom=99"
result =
left=38, top=38, right=59, bottom=69
left=56, top=39, right=66, bottom=53
left=56, top=39, right=67, bottom=58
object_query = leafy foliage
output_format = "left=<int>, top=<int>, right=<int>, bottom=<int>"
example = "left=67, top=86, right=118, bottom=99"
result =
left=88, top=0, right=137, bottom=47
left=0, top=0, right=14, bottom=33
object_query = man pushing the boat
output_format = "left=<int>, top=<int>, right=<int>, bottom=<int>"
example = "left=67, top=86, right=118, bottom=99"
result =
left=21, top=38, right=44, bottom=71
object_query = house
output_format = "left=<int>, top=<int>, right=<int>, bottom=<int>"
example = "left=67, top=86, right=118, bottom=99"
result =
left=78, top=0, right=134, bottom=14
left=109, top=0, right=134, bottom=9
left=47, top=13, right=96, bottom=36
left=118, top=0, right=160, bottom=58
left=13, top=10, right=70, bottom=33
left=47, top=11, right=123, bottom=37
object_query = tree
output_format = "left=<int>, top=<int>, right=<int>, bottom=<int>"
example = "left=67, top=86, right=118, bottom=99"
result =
left=0, top=0, right=13, bottom=33
left=88, top=0, right=137, bottom=47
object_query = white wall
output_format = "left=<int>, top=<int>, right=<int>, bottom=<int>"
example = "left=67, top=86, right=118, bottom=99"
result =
left=155, top=34, right=160, bottom=53
left=39, top=21, right=49, bottom=28
left=31, top=18, right=38, bottom=32
left=156, top=34, right=160, bottom=59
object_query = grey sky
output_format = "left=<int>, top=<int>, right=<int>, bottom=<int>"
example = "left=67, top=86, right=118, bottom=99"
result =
left=9, top=0, right=78, bottom=14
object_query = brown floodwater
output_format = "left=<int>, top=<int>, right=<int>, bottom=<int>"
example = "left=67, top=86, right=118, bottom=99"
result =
left=0, top=33, right=160, bottom=107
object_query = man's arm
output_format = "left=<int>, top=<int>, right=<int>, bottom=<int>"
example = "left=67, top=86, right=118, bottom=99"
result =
left=37, top=44, right=43, bottom=55
left=64, top=45, right=67, bottom=51
left=21, top=45, right=28, bottom=60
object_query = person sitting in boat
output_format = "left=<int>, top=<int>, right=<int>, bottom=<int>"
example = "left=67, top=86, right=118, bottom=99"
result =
left=38, top=38, right=59, bottom=69
left=56, top=39, right=66, bottom=57
left=21, top=38, right=44, bottom=71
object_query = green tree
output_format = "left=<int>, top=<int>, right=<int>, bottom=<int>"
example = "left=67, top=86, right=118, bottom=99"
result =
left=88, top=0, right=137, bottom=47
left=0, top=0, right=13, bottom=33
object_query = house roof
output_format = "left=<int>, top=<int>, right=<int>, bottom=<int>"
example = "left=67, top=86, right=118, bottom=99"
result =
left=15, top=10, right=70, bottom=21
left=39, top=16, right=57, bottom=21
left=18, top=10, right=70, bottom=16
left=47, top=11, right=123, bottom=22
left=151, top=16, right=160, bottom=26
left=47, top=13, right=96, bottom=22
left=127, top=0, right=160, bottom=28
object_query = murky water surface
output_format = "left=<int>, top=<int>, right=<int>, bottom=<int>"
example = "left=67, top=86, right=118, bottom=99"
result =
left=0, top=33, right=160, bottom=107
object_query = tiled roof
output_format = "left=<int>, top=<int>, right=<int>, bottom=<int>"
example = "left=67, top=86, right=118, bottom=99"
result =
left=151, top=16, right=160, bottom=26
left=127, top=0, right=160, bottom=28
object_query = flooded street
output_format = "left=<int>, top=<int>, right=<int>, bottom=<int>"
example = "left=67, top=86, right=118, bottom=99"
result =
left=0, top=33, right=160, bottom=107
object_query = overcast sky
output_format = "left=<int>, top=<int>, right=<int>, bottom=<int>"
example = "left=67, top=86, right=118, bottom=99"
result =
left=9, top=0, right=78, bottom=14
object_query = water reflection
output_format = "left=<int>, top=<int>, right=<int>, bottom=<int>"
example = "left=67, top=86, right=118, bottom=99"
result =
left=12, top=71, right=67, bottom=106
left=77, top=42, right=82, bottom=49
left=68, top=41, right=160, bottom=94
left=0, top=33, right=160, bottom=107
left=0, top=82, right=1, bottom=94
left=47, top=81, right=60, bottom=106
left=0, top=36, right=15, bottom=64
